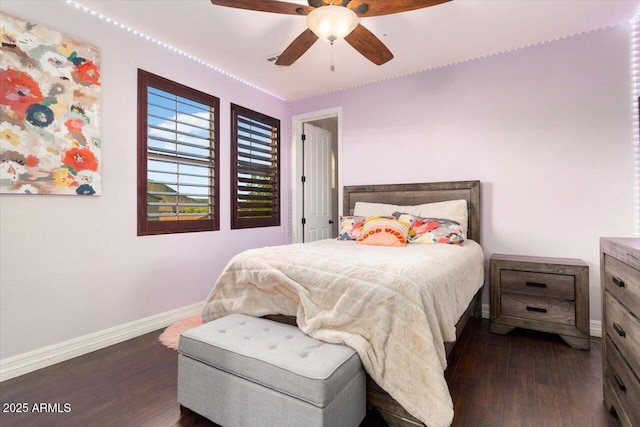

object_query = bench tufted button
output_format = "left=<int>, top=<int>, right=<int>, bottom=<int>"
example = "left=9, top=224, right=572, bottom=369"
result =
left=300, top=353, right=309, bottom=359
left=244, top=336, right=251, bottom=340
left=264, top=328, right=270, bottom=332
left=271, top=345, right=278, bottom=350
left=219, top=330, right=226, bottom=334
left=239, top=321, right=246, bottom=325
left=286, top=336, right=293, bottom=340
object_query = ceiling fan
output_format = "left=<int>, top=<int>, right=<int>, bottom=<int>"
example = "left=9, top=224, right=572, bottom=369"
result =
left=210, top=0, right=452, bottom=66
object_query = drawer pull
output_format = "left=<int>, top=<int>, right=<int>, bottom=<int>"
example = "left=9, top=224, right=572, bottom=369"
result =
left=612, top=276, right=625, bottom=288
left=613, top=323, right=626, bottom=338
left=525, top=281, right=547, bottom=288
left=613, top=373, right=627, bottom=392
left=526, top=306, right=547, bottom=313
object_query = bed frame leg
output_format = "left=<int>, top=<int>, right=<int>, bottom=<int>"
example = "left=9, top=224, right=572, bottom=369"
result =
left=473, top=299, right=482, bottom=318
left=472, top=285, right=484, bottom=318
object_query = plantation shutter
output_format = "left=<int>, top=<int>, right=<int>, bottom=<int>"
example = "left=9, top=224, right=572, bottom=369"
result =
left=231, top=104, right=280, bottom=229
left=137, top=70, right=220, bottom=235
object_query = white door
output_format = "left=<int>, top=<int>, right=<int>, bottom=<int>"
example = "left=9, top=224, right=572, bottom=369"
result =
left=303, top=123, right=332, bottom=242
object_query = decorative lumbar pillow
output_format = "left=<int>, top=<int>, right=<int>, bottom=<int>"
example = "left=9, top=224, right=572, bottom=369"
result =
left=393, top=212, right=465, bottom=245
left=337, top=215, right=366, bottom=241
left=356, top=216, right=410, bottom=247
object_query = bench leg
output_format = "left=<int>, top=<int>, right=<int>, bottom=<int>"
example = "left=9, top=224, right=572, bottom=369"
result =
left=180, top=405, right=192, bottom=415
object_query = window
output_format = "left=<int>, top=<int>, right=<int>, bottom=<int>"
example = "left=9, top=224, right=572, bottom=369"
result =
left=231, top=104, right=280, bottom=229
left=137, top=69, right=220, bottom=235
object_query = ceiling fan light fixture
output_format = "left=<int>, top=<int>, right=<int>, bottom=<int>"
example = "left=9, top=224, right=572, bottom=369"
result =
left=306, top=5, right=359, bottom=43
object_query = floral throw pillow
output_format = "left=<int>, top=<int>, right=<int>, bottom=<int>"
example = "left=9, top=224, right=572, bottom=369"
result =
left=337, top=215, right=366, bottom=241
left=356, top=216, right=410, bottom=247
left=393, top=212, right=465, bottom=245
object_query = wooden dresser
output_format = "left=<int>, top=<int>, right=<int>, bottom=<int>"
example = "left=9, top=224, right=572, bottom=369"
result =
left=490, top=254, right=590, bottom=350
left=601, top=238, right=640, bottom=427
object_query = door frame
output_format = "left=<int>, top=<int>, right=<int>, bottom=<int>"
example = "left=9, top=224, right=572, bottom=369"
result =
left=291, top=107, right=343, bottom=244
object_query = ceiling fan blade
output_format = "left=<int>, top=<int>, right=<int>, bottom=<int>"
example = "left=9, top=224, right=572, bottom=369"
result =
left=275, top=29, right=319, bottom=66
left=211, top=0, right=313, bottom=16
left=344, top=24, right=393, bottom=65
left=347, top=0, right=451, bottom=17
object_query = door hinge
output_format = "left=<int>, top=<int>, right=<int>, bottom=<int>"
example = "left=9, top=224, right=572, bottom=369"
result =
left=301, top=176, right=306, bottom=183
left=301, top=134, right=306, bottom=141
left=302, top=218, right=306, bottom=225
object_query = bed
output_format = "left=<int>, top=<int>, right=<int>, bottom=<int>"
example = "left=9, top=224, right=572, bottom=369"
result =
left=202, top=180, right=484, bottom=427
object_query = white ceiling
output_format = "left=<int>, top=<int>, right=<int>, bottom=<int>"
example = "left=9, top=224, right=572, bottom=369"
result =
left=73, top=0, right=640, bottom=100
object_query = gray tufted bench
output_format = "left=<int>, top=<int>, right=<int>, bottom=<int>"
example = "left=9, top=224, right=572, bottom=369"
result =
left=177, top=313, right=366, bottom=427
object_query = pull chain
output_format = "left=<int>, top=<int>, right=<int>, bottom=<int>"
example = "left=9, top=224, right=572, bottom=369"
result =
left=330, top=41, right=335, bottom=72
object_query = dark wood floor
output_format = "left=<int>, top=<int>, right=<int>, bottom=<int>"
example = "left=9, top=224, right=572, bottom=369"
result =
left=0, top=318, right=620, bottom=427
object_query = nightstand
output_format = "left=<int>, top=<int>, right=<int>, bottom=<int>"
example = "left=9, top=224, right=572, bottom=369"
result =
left=490, top=254, right=590, bottom=350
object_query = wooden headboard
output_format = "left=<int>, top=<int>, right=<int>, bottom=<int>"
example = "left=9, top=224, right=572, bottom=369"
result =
left=343, top=180, right=481, bottom=243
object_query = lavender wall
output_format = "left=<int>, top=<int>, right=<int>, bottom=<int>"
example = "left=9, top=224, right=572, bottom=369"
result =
left=290, top=25, right=637, bottom=322
left=0, top=2, right=634, bottom=364
left=0, top=1, right=289, bottom=359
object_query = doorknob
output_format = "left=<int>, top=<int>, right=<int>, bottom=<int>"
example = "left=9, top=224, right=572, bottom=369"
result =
left=329, top=220, right=334, bottom=224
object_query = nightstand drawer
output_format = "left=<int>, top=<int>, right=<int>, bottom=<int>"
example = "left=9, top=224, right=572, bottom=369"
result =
left=501, top=293, right=576, bottom=326
left=605, top=292, right=640, bottom=377
left=604, top=255, right=640, bottom=316
left=501, top=269, right=575, bottom=300
left=604, top=336, right=640, bottom=427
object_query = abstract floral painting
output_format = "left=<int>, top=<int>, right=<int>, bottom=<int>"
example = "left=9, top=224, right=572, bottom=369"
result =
left=0, top=12, right=101, bottom=195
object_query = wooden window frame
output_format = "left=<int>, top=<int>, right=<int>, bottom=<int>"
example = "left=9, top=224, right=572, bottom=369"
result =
left=137, top=69, right=220, bottom=236
left=230, top=104, right=281, bottom=229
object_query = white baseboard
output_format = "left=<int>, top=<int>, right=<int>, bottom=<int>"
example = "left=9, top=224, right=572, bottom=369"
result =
left=480, top=303, right=602, bottom=338
left=481, top=303, right=490, bottom=320
left=0, top=301, right=203, bottom=382
left=589, top=320, right=602, bottom=338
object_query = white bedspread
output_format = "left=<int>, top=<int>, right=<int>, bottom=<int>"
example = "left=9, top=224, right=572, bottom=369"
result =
left=202, top=239, right=485, bottom=427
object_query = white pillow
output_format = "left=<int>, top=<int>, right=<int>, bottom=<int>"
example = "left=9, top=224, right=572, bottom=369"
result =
left=353, top=202, right=402, bottom=217
left=353, top=199, right=469, bottom=238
